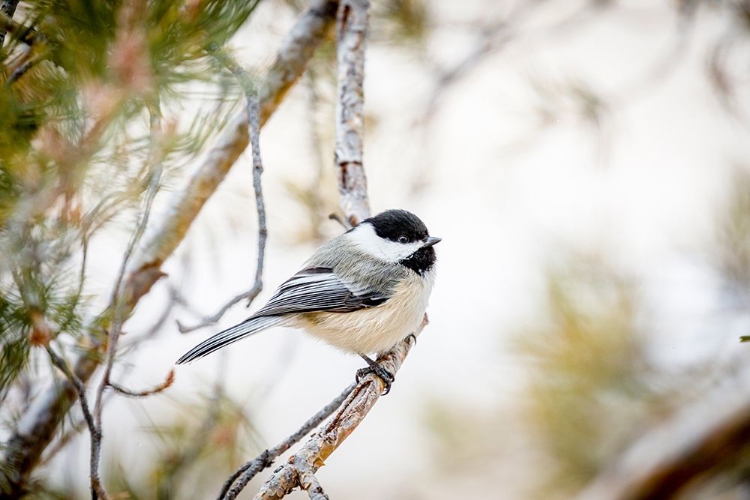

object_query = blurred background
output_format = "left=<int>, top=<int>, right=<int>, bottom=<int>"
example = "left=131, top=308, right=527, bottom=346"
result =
left=3, top=0, right=750, bottom=498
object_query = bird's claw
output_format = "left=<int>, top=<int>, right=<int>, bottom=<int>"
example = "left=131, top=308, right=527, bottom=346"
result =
left=356, top=363, right=394, bottom=395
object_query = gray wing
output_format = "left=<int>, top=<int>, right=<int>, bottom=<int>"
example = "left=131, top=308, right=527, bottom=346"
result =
left=252, top=267, right=389, bottom=317
left=176, top=267, right=390, bottom=365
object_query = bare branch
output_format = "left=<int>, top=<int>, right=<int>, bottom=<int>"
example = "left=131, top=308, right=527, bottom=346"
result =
left=0, top=10, right=40, bottom=47
left=109, top=369, right=175, bottom=398
left=219, top=383, right=356, bottom=500
left=44, top=346, right=109, bottom=500
left=0, top=1, right=340, bottom=493
left=334, top=0, right=371, bottom=226
left=327, top=212, right=352, bottom=230
left=576, top=369, right=750, bottom=500
left=177, top=285, right=261, bottom=333
left=79, top=163, right=162, bottom=500
left=178, top=45, right=267, bottom=334
left=297, top=460, right=328, bottom=500
left=253, top=322, right=424, bottom=500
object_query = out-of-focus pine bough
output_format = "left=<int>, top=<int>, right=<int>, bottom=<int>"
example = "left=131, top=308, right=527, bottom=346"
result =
left=0, top=0, right=332, bottom=497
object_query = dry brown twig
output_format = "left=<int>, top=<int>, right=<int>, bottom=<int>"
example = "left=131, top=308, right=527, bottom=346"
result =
left=109, top=370, right=175, bottom=398
left=0, top=1, right=341, bottom=495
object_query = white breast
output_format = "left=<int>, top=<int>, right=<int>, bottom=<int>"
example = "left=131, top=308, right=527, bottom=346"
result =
left=294, top=269, right=435, bottom=355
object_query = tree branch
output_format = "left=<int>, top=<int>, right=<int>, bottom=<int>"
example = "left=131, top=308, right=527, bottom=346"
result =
left=334, top=0, right=370, bottom=226
left=0, top=9, right=38, bottom=48
left=576, top=369, right=750, bottom=500
left=0, top=1, right=340, bottom=494
left=44, top=346, right=108, bottom=500
left=253, top=324, right=424, bottom=500
left=297, top=461, right=328, bottom=500
left=218, top=383, right=356, bottom=500
left=109, top=369, right=174, bottom=398
left=134, top=0, right=338, bottom=277
left=81, top=162, right=163, bottom=500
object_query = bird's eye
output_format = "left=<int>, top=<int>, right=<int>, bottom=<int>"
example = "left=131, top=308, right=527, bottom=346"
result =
left=398, top=236, right=408, bottom=244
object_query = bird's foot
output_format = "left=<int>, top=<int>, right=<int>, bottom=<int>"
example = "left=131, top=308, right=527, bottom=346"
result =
left=357, top=355, right=394, bottom=395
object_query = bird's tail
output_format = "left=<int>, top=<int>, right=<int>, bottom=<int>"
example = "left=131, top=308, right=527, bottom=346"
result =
left=176, top=315, right=285, bottom=364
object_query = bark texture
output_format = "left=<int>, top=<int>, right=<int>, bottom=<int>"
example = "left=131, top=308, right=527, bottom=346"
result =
left=334, top=0, right=370, bottom=226
left=253, top=330, right=421, bottom=500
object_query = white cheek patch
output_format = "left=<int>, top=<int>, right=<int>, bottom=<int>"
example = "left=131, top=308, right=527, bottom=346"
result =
left=348, top=224, right=422, bottom=263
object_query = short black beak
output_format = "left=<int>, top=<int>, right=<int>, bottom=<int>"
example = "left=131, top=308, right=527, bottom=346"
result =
left=423, top=236, right=442, bottom=247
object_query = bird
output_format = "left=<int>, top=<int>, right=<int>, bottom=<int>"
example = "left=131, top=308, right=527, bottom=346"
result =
left=176, top=209, right=440, bottom=393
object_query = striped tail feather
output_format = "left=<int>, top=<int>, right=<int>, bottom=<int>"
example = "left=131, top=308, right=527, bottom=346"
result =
left=176, top=316, right=285, bottom=364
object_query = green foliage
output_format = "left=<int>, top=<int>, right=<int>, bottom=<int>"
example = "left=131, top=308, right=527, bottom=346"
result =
left=0, top=0, right=261, bottom=415
left=0, top=293, right=31, bottom=399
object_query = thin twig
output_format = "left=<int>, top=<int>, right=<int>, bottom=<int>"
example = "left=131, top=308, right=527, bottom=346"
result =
left=87, top=165, right=162, bottom=500
left=134, top=0, right=338, bottom=275
left=219, top=383, right=356, bottom=500
left=109, top=369, right=174, bottom=398
left=178, top=45, right=267, bottom=334
left=44, top=345, right=109, bottom=500
left=177, top=286, right=262, bottom=333
left=327, top=212, right=352, bottom=230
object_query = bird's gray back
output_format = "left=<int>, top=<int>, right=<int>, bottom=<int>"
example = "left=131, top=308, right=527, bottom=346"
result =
left=304, top=234, right=407, bottom=296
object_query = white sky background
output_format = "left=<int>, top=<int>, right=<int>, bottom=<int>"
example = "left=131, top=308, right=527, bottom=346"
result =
left=48, top=1, right=750, bottom=498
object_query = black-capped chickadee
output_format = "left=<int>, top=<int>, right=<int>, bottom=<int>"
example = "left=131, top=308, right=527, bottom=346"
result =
left=176, top=209, right=440, bottom=393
